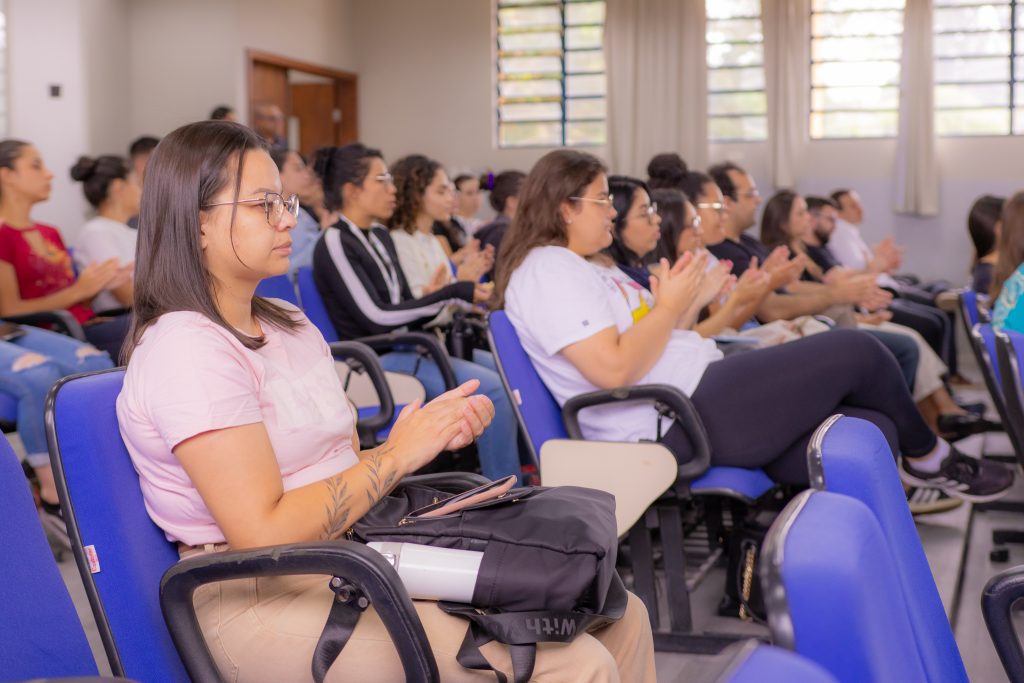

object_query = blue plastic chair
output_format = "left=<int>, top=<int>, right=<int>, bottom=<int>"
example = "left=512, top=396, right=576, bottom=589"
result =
left=486, top=310, right=773, bottom=501
left=994, top=329, right=1024, bottom=459
left=806, top=415, right=968, bottom=683
left=960, top=289, right=1011, bottom=426
left=254, top=273, right=299, bottom=304
left=761, top=490, right=929, bottom=683
left=0, top=433, right=111, bottom=680
left=46, top=369, right=438, bottom=682
left=710, top=640, right=838, bottom=683
left=296, top=266, right=340, bottom=343
left=487, top=309, right=771, bottom=653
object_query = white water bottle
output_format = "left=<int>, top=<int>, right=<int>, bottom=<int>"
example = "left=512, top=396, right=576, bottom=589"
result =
left=367, top=542, right=483, bottom=603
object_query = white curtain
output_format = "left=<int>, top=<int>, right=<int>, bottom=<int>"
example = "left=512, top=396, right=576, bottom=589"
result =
left=605, top=0, right=708, bottom=177
left=894, top=0, right=940, bottom=216
left=762, top=0, right=810, bottom=189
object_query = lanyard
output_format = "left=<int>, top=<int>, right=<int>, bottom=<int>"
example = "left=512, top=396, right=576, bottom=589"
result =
left=340, top=214, right=402, bottom=304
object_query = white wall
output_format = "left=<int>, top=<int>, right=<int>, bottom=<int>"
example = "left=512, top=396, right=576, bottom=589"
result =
left=6, top=0, right=89, bottom=233
left=128, top=0, right=358, bottom=139
left=352, top=0, right=607, bottom=179
left=5, top=0, right=358, bottom=238
left=353, top=0, right=1024, bottom=283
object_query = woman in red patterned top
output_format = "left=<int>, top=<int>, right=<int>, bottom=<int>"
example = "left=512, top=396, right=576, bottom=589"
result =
left=0, top=140, right=132, bottom=359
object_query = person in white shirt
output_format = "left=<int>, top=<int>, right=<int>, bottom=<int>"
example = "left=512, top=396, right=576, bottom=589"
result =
left=70, top=155, right=139, bottom=312
left=491, top=148, right=1011, bottom=500
left=387, top=154, right=492, bottom=299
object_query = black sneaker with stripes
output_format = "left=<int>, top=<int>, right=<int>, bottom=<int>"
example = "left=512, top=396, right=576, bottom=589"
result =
left=905, top=487, right=962, bottom=516
left=900, top=448, right=1014, bottom=503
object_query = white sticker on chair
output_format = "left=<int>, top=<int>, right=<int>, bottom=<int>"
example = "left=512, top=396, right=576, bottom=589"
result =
left=84, top=544, right=101, bottom=574
left=513, top=389, right=522, bottom=406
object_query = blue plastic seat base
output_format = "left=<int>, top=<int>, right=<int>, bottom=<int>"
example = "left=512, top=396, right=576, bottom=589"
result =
left=691, top=466, right=774, bottom=501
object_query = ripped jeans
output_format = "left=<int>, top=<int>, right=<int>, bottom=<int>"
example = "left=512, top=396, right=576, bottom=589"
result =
left=0, top=326, right=113, bottom=466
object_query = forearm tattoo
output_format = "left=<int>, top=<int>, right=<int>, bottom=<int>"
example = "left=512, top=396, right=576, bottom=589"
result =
left=320, top=444, right=400, bottom=540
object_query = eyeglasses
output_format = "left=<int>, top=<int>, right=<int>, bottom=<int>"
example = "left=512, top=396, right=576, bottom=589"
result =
left=686, top=215, right=702, bottom=230
left=570, top=194, right=614, bottom=207
left=204, top=191, right=300, bottom=226
left=741, top=189, right=760, bottom=200
left=633, top=202, right=659, bottom=222
left=696, top=202, right=725, bottom=213
left=374, top=172, right=395, bottom=186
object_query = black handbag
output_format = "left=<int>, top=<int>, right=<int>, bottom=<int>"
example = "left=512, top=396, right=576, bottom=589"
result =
left=311, top=476, right=627, bottom=683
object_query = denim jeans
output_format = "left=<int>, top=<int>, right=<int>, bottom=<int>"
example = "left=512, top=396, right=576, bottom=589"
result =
left=379, top=349, right=522, bottom=483
left=0, top=326, right=113, bottom=466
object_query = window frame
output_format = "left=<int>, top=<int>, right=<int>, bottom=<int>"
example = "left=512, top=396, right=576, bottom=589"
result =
left=493, top=0, right=607, bottom=149
left=706, top=4, right=769, bottom=144
left=932, top=0, right=1020, bottom=138
left=808, top=2, right=905, bottom=141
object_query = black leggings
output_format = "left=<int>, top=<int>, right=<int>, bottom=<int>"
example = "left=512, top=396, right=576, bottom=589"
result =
left=662, top=329, right=937, bottom=485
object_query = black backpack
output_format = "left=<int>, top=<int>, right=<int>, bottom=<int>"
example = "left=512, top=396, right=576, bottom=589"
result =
left=312, top=477, right=627, bottom=683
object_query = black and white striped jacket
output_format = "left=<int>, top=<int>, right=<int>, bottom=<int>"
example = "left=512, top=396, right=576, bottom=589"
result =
left=312, top=219, right=475, bottom=340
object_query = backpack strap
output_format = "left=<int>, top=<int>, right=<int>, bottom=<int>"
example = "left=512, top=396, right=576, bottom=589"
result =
left=311, top=577, right=369, bottom=683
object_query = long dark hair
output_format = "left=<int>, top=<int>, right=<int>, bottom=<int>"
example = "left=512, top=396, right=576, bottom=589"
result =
left=0, top=139, right=29, bottom=200
left=389, top=154, right=442, bottom=234
left=760, top=190, right=799, bottom=250
left=992, top=192, right=1024, bottom=300
left=70, top=155, right=129, bottom=208
left=313, top=143, right=383, bottom=212
left=125, top=121, right=301, bottom=361
left=492, top=150, right=606, bottom=309
left=605, top=175, right=650, bottom=266
left=969, top=194, right=1005, bottom=265
left=650, top=187, right=691, bottom=263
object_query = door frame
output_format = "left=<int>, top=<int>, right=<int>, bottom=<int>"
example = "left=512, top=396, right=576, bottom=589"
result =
left=246, top=49, right=359, bottom=145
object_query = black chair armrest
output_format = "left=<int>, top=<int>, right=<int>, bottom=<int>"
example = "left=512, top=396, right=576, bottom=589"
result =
left=161, top=540, right=439, bottom=683
left=983, top=565, right=1024, bottom=682
left=6, top=310, right=87, bottom=341
left=329, top=341, right=396, bottom=440
left=358, top=331, right=458, bottom=391
left=562, top=383, right=712, bottom=481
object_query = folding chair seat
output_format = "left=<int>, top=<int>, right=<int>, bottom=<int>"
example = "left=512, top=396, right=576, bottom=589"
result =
left=806, top=415, right=968, bottom=683
left=0, top=433, right=123, bottom=681
left=46, top=368, right=438, bottom=682
left=760, top=490, right=929, bottom=683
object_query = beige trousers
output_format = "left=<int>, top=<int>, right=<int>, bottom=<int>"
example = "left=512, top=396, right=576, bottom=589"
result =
left=186, top=554, right=656, bottom=683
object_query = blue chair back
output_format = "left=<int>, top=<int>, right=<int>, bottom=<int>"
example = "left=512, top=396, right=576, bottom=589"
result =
left=296, top=266, right=340, bottom=343
left=960, top=290, right=980, bottom=330
left=486, top=310, right=569, bottom=463
left=761, top=490, right=928, bottom=683
left=807, top=415, right=967, bottom=683
left=0, top=433, right=99, bottom=679
left=994, top=329, right=1024, bottom=460
left=255, top=274, right=299, bottom=305
left=48, top=369, right=190, bottom=681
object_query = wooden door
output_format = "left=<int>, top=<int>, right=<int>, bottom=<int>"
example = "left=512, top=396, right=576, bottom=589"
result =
left=290, top=82, right=337, bottom=157
left=250, top=61, right=289, bottom=123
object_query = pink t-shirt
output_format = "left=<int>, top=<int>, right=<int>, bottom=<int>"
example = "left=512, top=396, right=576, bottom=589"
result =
left=116, top=304, right=359, bottom=545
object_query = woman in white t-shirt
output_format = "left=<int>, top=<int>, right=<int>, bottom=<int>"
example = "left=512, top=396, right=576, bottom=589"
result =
left=387, top=154, right=492, bottom=298
left=117, top=122, right=655, bottom=682
left=492, top=149, right=1012, bottom=501
left=70, top=155, right=139, bottom=312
